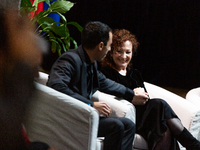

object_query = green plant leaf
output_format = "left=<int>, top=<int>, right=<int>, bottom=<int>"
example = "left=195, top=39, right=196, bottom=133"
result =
left=51, top=40, right=57, bottom=53
left=20, top=6, right=35, bottom=15
left=48, top=30, right=66, bottom=55
left=51, top=23, right=69, bottom=37
left=33, top=0, right=38, bottom=11
left=20, top=0, right=32, bottom=7
left=32, top=0, right=49, bottom=7
left=56, top=41, right=62, bottom=56
left=37, top=16, right=55, bottom=25
left=63, top=37, right=71, bottom=50
left=57, top=38, right=67, bottom=52
left=45, top=0, right=51, bottom=6
left=48, top=32, right=60, bottom=54
left=50, top=1, right=74, bottom=14
left=35, top=9, right=50, bottom=22
left=37, top=16, right=54, bottom=31
left=20, top=0, right=82, bottom=56
left=56, top=12, right=67, bottom=24
left=37, top=17, right=70, bottom=39
left=20, top=0, right=34, bottom=14
left=67, top=21, right=83, bottom=32
left=57, top=46, right=62, bottom=56
left=68, top=37, right=78, bottom=49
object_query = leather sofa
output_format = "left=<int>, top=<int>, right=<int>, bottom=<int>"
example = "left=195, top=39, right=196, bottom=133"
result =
left=24, top=72, right=200, bottom=150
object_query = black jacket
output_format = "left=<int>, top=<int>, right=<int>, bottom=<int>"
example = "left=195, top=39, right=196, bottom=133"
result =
left=47, top=45, right=135, bottom=106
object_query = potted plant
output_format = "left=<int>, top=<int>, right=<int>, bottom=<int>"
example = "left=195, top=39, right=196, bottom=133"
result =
left=20, top=0, right=82, bottom=71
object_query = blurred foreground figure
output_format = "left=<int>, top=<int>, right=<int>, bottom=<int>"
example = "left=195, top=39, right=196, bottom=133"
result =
left=0, top=8, right=54, bottom=150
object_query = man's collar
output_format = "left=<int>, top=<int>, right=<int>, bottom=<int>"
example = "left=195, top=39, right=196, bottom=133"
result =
left=83, top=47, right=92, bottom=64
left=77, top=45, right=91, bottom=64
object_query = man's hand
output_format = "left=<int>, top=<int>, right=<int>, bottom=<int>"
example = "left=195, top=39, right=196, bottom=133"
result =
left=131, top=87, right=149, bottom=105
left=93, top=102, right=111, bottom=117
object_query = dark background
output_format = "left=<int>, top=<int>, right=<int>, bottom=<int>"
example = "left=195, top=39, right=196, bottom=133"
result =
left=65, top=0, right=200, bottom=90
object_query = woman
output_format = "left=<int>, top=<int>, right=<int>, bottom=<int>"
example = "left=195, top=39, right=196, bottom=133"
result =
left=100, top=29, right=200, bottom=150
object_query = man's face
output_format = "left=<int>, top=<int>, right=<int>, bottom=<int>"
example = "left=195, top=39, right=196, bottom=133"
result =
left=97, top=32, right=113, bottom=62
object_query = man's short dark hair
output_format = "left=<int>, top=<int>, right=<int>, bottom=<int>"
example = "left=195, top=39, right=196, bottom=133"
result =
left=81, top=21, right=112, bottom=50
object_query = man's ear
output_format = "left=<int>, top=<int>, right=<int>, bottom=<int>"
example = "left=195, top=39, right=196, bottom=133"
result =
left=98, top=42, right=104, bottom=51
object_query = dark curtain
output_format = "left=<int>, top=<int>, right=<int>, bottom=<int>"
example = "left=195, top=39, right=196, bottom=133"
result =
left=66, top=0, right=200, bottom=89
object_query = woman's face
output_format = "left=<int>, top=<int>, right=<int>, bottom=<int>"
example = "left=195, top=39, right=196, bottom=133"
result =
left=112, top=40, right=133, bottom=70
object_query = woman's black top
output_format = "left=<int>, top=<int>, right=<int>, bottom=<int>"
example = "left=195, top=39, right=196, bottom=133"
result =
left=100, top=66, right=179, bottom=150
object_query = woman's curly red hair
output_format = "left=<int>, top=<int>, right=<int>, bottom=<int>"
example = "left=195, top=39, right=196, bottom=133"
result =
left=101, top=29, right=139, bottom=70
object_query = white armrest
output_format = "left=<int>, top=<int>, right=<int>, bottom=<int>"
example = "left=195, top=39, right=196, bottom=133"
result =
left=35, top=71, right=49, bottom=85
left=24, top=82, right=99, bottom=150
left=144, top=82, right=200, bottom=140
left=186, top=87, right=200, bottom=108
left=91, top=91, right=136, bottom=123
left=185, top=87, right=200, bottom=141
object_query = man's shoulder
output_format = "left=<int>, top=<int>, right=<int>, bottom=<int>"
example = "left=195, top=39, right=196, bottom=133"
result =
left=59, top=49, right=81, bottom=62
left=61, top=46, right=84, bottom=59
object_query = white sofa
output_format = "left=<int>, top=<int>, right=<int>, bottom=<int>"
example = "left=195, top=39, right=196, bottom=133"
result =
left=186, top=87, right=200, bottom=108
left=185, top=87, right=200, bottom=141
left=24, top=72, right=200, bottom=150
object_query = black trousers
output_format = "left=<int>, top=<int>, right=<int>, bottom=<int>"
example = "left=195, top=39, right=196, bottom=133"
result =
left=98, top=117, right=135, bottom=150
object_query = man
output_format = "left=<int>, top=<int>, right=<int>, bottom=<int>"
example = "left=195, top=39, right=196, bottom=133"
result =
left=47, top=21, right=148, bottom=150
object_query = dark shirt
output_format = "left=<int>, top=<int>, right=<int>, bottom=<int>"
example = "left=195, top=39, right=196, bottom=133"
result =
left=83, top=49, right=94, bottom=99
left=100, top=66, right=146, bottom=91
